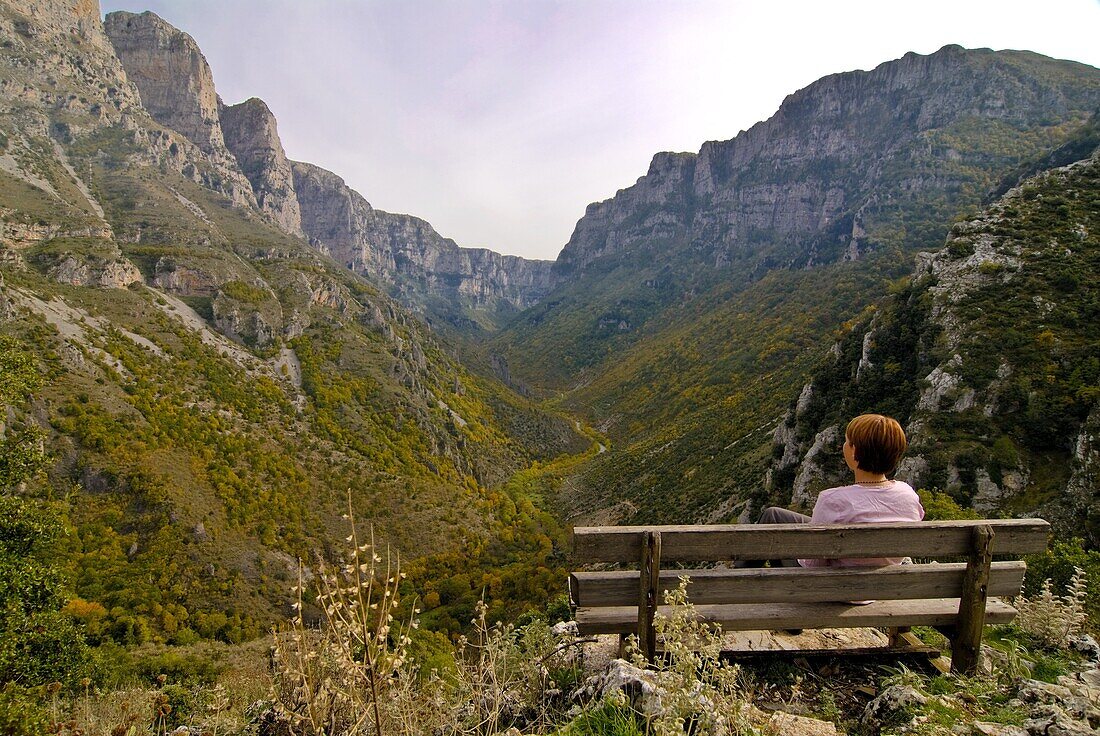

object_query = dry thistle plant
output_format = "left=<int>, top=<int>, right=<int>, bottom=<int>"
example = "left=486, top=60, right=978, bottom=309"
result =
left=628, top=577, right=752, bottom=736
left=1014, top=566, right=1088, bottom=650
left=446, top=602, right=567, bottom=734
left=270, top=492, right=583, bottom=735
left=271, top=494, right=420, bottom=735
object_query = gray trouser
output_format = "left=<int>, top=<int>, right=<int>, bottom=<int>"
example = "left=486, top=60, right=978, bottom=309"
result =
left=734, top=506, right=811, bottom=568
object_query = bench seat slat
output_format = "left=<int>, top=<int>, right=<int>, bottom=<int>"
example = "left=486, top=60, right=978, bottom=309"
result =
left=573, top=519, right=1049, bottom=563
left=571, top=562, right=1026, bottom=606
left=574, top=597, right=1019, bottom=635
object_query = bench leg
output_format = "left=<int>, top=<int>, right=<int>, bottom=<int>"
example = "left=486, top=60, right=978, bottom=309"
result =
left=618, top=634, right=629, bottom=660
left=952, top=525, right=994, bottom=675
left=637, top=531, right=662, bottom=664
left=887, top=626, right=911, bottom=647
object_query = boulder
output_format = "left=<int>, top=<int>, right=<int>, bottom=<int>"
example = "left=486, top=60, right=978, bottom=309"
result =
left=861, top=684, right=927, bottom=730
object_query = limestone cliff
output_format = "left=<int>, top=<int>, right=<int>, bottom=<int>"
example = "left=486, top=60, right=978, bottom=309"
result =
left=104, top=10, right=220, bottom=152
left=0, top=2, right=253, bottom=214
left=554, top=45, right=1100, bottom=277
left=103, top=10, right=256, bottom=208
left=220, top=97, right=303, bottom=237
left=292, top=161, right=554, bottom=318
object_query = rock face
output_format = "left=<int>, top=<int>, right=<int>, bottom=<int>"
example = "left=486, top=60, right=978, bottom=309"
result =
left=7, top=0, right=113, bottom=53
left=0, top=0, right=141, bottom=250
left=292, top=161, right=554, bottom=316
left=49, top=254, right=142, bottom=288
left=104, top=11, right=222, bottom=154
left=1065, top=404, right=1100, bottom=543
left=100, top=8, right=550, bottom=318
left=554, top=45, right=1100, bottom=278
left=103, top=10, right=256, bottom=208
left=220, top=97, right=303, bottom=237
left=3, top=1, right=551, bottom=325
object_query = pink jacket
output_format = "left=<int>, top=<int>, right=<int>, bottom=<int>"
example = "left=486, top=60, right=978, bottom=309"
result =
left=798, top=480, right=924, bottom=568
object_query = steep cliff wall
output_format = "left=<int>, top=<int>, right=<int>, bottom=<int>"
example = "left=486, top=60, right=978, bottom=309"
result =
left=292, top=161, right=554, bottom=318
left=102, top=10, right=256, bottom=208
left=98, top=9, right=551, bottom=317
left=555, top=46, right=1100, bottom=277
left=220, top=97, right=303, bottom=237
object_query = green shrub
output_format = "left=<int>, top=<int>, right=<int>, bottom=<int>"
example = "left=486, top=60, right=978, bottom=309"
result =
left=0, top=685, right=50, bottom=736
left=546, top=593, right=572, bottom=625
left=159, top=683, right=199, bottom=729
left=135, top=651, right=221, bottom=686
left=220, top=280, right=269, bottom=303
left=918, top=489, right=980, bottom=521
left=556, top=700, right=644, bottom=736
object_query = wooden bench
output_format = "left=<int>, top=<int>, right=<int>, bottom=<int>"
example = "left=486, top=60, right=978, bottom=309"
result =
left=569, top=519, right=1050, bottom=674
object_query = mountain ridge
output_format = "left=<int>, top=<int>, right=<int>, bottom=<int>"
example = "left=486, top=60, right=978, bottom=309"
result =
left=491, top=44, right=1100, bottom=528
left=100, top=8, right=554, bottom=325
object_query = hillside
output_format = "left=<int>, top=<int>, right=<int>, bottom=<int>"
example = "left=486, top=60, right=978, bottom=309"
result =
left=490, top=46, right=1100, bottom=525
left=768, top=128, right=1100, bottom=542
left=0, top=0, right=586, bottom=642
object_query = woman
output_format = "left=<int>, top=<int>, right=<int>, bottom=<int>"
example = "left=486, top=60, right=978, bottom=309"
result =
left=748, top=413, right=924, bottom=568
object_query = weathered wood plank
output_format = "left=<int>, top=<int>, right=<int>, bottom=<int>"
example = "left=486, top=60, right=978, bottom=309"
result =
left=637, top=531, right=661, bottom=663
left=572, top=519, right=1049, bottom=563
left=719, top=636, right=941, bottom=662
left=571, top=562, right=1026, bottom=606
left=952, top=525, right=995, bottom=675
left=574, top=597, right=1018, bottom=635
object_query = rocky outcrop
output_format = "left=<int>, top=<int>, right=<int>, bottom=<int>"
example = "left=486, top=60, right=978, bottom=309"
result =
left=554, top=46, right=1100, bottom=277
left=49, top=253, right=142, bottom=288
left=104, top=11, right=221, bottom=153
left=0, top=0, right=141, bottom=238
left=220, top=97, right=303, bottom=237
left=558, top=151, right=697, bottom=274
left=291, top=161, right=554, bottom=315
left=3, top=0, right=128, bottom=67
left=0, top=216, right=112, bottom=248
left=103, top=10, right=256, bottom=208
left=1064, top=404, right=1100, bottom=544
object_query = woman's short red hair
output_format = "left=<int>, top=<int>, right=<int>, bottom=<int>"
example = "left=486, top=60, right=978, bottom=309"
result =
left=846, top=414, right=907, bottom=475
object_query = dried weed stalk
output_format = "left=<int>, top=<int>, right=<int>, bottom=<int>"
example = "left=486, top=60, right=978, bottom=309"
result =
left=628, top=577, right=752, bottom=736
left=448, top=602, right=566, bottom=734
left=272, top=495, right=418, bottom=735
left=270, top=494, right=573, bottom=735
left=1015, top=566, right=1088, bottom=650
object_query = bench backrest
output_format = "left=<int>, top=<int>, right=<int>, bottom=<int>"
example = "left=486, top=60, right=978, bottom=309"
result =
left=572, top=519, right=1050, bottom=564
left=571, top=562, right=1027, bottom=607
left=570, top=519, right=1049, bottom=609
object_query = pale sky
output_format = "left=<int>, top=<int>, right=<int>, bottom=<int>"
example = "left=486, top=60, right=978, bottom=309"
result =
left=99, top=0, right=1100, bottom=261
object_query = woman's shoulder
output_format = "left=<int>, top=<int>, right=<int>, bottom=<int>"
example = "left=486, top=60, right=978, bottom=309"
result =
left=815, top=483, right=861, bottom=507
left=888, top=479, right=918, bottom=495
